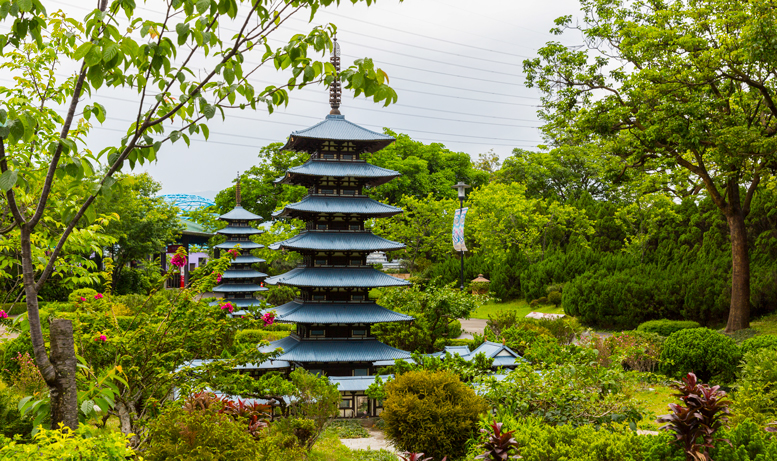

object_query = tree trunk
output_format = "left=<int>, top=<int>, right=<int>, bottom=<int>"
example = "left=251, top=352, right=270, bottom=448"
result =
left=726, top=208, right=751, bottom=332
left=20, top=227, right=79, bottom=429
left=48, top=319, right=79, bottom=429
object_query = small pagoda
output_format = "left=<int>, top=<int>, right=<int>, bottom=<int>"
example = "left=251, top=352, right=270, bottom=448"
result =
left=260, top=38, right=413, bottom=382
left=211, top=178, right=268, bottom=312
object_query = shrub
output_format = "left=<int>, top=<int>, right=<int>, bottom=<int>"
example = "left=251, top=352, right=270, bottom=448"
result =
left=537, top=296, right=548, bottom=305
left=382, top=370, right=487, bottom=461
left=637, top=319, right=701, bottom=337
left=67, top=288, right=99, bottom=305
left=522, top=317, right=581, bottom=345
left=660, top=328, right=740, bottom=384
left=0, top=388, right=32, bottom=441
left=145, top=402, right=263, bottom=461
left=486, top=310, right=520, bottom=337
left=500, top=324, right=554, bottom=355
left=731, top=348, right=777, bottom=426
left=606, top=330, right=664, bottom=373
left=740, top=334, right=777, bottom=357
left=0, top=425, right=137, bottom=460
left=235, top=329, right=290, bottom=346
left=327, top=419, right=369, bottom=439
left=447, top=338, right=474, bottom=349
left=547, top=290, right=562, bottom=306
left=0, top=333, right=34, bottom=383
left=657, top=373, right=731, bottom=461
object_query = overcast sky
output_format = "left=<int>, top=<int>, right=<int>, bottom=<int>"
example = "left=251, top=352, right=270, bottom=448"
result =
left=21, top=0, right=584, bottom=198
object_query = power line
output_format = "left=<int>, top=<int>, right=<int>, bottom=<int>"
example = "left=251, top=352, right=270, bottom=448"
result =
left=391, top=77, right=537, bottom=99
left=317, top=10, right=535, bottom=60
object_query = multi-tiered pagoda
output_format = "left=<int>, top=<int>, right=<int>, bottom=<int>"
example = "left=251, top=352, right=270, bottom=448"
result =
left=259, top=39, right=413, bottom=383
left=212, top=180, right=268, bottom=312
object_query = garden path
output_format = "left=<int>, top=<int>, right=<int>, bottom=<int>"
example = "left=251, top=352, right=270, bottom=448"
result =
left=457, top=318, right=487, bottom=339
left=339, top=427, right=395, bottom=452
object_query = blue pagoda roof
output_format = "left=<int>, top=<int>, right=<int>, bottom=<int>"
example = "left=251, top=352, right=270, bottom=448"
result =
left=265, top=267, right=410, bottom=288
left=269, top=231, right=404, bottom=252
left=282, top=114, right=395, bottom=153
left=259, top=336, right=411, bottom=363
left=232, top=255, right=264, bottom=264
left=212, top=283, right=268, bottom=293
left=218, top=226, right=264, bottom=236
left=218, top=205, right=262, bottom=221
left=271, top=301, right=413, bottom=324
left=221, top=269, right=268, bottom=279
left=273, top=196, right=401, bottom=218
left=210, top=298, right=261, bottom=308
left=275, top=160, right=400, bottom=187
left=215, top=241, right=263, bottom=250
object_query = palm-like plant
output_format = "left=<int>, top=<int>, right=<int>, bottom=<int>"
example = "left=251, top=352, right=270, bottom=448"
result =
left=657, top=373, right=731, bottom=461
left=476, top=420, right=521, bottom=460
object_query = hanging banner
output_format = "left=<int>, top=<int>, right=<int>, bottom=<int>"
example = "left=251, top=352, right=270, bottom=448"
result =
left=452, top=207, right=468, bottom=252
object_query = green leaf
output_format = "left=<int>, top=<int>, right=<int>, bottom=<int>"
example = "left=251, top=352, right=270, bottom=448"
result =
left=0, top=170, right=18, bottom=192
left=102, top=42, right=119, bottom=62
left=196, top=0, right=210, bottom=14
left=7, top=119, right=23, bottom=142
left=0, top=125, right=8, bottom=139
left=170, top=130, right=181, bottom=143
left=202, top=104, right=216, bottom=120
left=73, top=42, right=93, bottom=60
left=17, top=0, right=32, bottom=13
left=80, top=399, right=95, bottom=416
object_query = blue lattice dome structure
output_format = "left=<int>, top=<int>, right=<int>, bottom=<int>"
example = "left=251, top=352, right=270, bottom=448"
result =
left=161, top=194, right=216, bottom=212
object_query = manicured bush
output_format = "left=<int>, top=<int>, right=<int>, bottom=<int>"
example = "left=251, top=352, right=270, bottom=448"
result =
left=235, top=329, right=290, bottom=346
left=382, top=370, right=487, bottom=461
left=547, top=290, right=562, bottom=306
left=740, top=334, right=777, bottom=357
left=637, top=319, right=701, bottom=337
left=447, top=338, right=474, bottom=349
left=659, top=328, right=740, bottom=384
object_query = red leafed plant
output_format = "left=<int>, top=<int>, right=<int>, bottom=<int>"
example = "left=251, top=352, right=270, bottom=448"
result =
left=399, top=454, right=445, bottom=461
left=183, top=392, right=271, bottom=439
left=476, top=420, right=521, bottom=460
left=657, top=373, right=731, bottom=461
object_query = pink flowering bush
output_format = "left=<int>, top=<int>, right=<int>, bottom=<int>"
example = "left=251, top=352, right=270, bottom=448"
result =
left=261, top=312, right=275, bottom=326
left=228, top=249, right=239, bottom=258
left=10, top=352, right=46, bottom=395
left=0, top=310, right=8, bottom=319
left=171, top=253, right=187, bottom=268
left=80, top=297, right=86, bottom=302
left=220, top=302, right=234, bottom=313
left=95, top=334, right=107, bottom=342
left=216, top=274, right=222, bottom=283
left=94, top=293, right=104, bottom=300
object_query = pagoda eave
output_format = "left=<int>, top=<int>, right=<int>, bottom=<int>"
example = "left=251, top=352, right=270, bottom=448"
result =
left=264, top=267, right=410, bottom=288
left=270, top=300, right=413, bottom=324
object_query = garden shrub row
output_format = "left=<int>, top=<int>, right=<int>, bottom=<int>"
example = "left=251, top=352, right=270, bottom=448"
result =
left=637, top=319, right=701, bottom=336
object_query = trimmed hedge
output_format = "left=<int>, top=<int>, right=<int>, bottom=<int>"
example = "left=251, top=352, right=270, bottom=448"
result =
left=740, top=334, right=777, bottom=357
left=659, top=328, right=740, bottom=384
left=637, top=319, right=701, bottom=337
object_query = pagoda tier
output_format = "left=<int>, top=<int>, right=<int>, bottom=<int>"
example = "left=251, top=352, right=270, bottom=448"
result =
left=272, top=195, right=401, bottom=219
left=259, top=336, right=410, bottom=365
left=272, top=301, right=413, bottom=324
left=269, top=231, right=405, bottom=253
left=211, top=204, right=268, bottom=307
left=274, top=160, right=400, bottom=187
left=281, top=114, right=395, bottom=154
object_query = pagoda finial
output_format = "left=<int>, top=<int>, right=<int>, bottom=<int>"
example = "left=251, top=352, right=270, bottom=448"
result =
left=235, top=171, right=241, bottom=206
left=329, top=34, right=341, bottom=115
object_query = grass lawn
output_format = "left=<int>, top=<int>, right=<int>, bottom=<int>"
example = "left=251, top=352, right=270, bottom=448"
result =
left=471, top=299, right=564, bottom=320
left=751, top=312, right=777, bottom=336
left=630, top=384, right=674, bottom=431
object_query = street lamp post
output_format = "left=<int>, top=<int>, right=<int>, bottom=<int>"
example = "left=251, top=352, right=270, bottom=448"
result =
left=452, top=181, right=470, bottom=291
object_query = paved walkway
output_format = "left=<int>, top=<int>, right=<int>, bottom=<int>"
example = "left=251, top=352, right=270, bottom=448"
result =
left=339, top=427, right=395, bottom=452
left=457, top=318, right=487, bottom=339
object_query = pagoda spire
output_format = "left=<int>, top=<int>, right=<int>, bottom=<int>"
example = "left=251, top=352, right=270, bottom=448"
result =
left=329, top=35, right=341, bottom=115
left=235, top=172, right=241, bottom=206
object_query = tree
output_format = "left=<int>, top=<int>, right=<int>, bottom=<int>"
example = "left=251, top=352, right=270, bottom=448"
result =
left=0, top=0, right=399, bottom=428
left=523, top=0, right=777, bottom=331
left=213, top=142, right=308, bottom=220
left=370, top=193, right=457, bottom=266
left=364, top=131, right=489, bottom=205
left=495, top=145, right=614, bottom=202
left=96, top=173, right=181, bottom=290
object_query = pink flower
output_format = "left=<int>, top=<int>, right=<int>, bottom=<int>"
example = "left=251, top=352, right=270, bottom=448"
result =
left=262, top=312, right=275, bottom=326
left=220, top=302, right=234, bottom=313
left=80, top=297, right=86, bottom=302
left=171, top=254, right=187, bottom=268
left=228, top=249, right=239, bottom=258
left=216, top=274, right=222, bottom=283
left=95, top=334, right=107, bottom=342
left=94, top=293, right=103, bottom=300
left=0, top=310, right=8, bottom=319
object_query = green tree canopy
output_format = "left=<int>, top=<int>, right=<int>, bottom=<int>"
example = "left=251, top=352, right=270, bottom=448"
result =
left=523, top=0, right=777, bottom=331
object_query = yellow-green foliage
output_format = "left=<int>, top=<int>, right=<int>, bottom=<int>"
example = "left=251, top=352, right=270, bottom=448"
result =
left=235, top=329, right=290, bottom=346
left=0, top=424, right=137, bottom=460
left=382, top=370, right=487, bottom=461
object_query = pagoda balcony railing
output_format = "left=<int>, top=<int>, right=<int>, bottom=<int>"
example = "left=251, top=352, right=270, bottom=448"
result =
left=305, top=229, right=372, bottom=233
left=292, top=297, right=375, bottom=304
left=309, top=193, right=368, bottom=198
left=289, top=333, right=378, bottom=341
left=308, top=264, right=375, bottom=269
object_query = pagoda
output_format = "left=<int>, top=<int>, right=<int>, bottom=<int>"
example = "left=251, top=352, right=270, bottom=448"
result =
left=260, top=38, right=413, bottom=379
left=211, top=178, right=268, bottom=312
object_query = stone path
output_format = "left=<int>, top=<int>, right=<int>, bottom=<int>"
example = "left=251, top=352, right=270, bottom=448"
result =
left=339, top=427, right=395, bottom=452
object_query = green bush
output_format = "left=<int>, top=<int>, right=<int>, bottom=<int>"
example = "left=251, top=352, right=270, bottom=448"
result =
left=731, top=348, right=777, bottom=426
left=659, top=328, right=740, bottom=384
left=382, top=370, right=487, bottom=461
left=235, top=329, right=290, bottom=346
left=740, top=334, right=777, bottom=357
left=327, top=420, right=369, bottom=439
left=0, top=388, right=32, bottom=441
left=447, top=338, right=474, bottom=349
left=637, top=319, right=701, bottom=337
left=521, top=317, right=581, bottom=345
left=67, top=288, right=99, bottom=305
left=0, top=333, right=34, bottom=383
left=606, top=330, right=664, bottom=373
left=499, top=324, right=554, bottom=355
left=547, top=290, right=562, bottom=306
left=145, top=404, right=262, bottom=461
left=0, top=425, right=137, bottom=460
left=464, top=416, right=682, bottom=461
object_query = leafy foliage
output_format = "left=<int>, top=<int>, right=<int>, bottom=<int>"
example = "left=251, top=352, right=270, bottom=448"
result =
left=0, top=424, right=137, bottom=460
left=476, top=420, right=521, bottom=461
left=382, top=370, right=487, bottom=461
left=739, top=335, right=777, bottom=357
left=660, top=328, right=741, bottom=384
left=638, top=320, right=703, bottom=337
left=657, top=373, right=731, bottom=461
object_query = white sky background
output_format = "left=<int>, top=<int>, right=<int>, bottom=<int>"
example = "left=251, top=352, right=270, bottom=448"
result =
left=15, top=0, right=585, bottom=198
